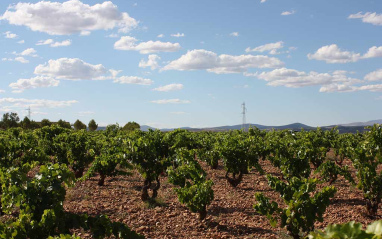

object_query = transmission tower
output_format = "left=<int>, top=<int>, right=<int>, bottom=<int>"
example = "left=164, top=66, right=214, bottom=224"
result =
left=26, top=106, right=31, bottom=120
left=241, top=102, right=247, bottom=131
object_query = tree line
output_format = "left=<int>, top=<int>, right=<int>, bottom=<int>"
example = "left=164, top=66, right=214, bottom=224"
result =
left=0, top=112, right=140, bottom=131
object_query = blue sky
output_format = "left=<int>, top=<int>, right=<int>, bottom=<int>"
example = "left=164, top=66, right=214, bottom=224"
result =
left=0, top=0, right=381, bottom=128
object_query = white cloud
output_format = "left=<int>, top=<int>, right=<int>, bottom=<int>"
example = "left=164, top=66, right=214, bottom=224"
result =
left=260, top=0, right=267, bottom=3
left=20, top=48, right=37, bottom=56
left=171, top=33, right=185, bottom=37
left=36, top=39, right=54, bottom=45
left=107, top=33, right=119, bottom=38
left=348, top=12, right=382, bottom=26
left=31, top=58, right=152, bottom=88
left=0, top=0, right=138, bottom=35
left=364, top=69, right=382, bottom=82
left=151, top=99, right=190, bottom=104
left=357, top=84, right=382, bottom=92
left=246, top=41, right=284, bottom=55
left=9, top=76, right=59, bottom=93
left=0, top=89, right=5, bottom=93
left=3, top=31, right=17, bottom=39
left=363, top=46, right=382, bottom=58
left=114, top=76, right=153, bottom=85
left=157, top=34, right=164, bottom=38
left=114, top=36, right=181, bottom=54
left=14, top=57, right=29, bottom=63
left=34, top=58, right=107, bottom=80
left=51, top=40, right=72, bottom=47
left=153, top=83, right=183, bottom=92
left=80, top=31, right=91, bottom=36
left=308, top=44, right=361, bottom=63
left=248, top=68, right=361, bottom=88
left=162, top=49, right=284, bottom=74
left=17, top=40, right=25, bottom=44
left=281, top=10, right=296, bottom=16
left=319, top=84, right=357, bottom=93
left=0, top=98, right=78, bottom=109
left=139, top=54, right=160, bottom=70
left=308, top=44, right=382, bottom=63
left=37, top=39, right=71, bottom=47
left=230, top=32, right=239, bottom=37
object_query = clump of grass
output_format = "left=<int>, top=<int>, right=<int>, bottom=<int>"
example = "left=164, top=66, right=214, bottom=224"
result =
left=143, top=197, right=167, bottom=208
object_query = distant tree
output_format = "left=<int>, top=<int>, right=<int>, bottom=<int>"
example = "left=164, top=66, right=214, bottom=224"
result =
left=40, top=119, right=52, bottom=127
left=122, top=121, right=140, bottom=132
left=88, top=119, right=98, bottom=131
left=73, top=119, right=87, bottom=130
left=20, top=116, right=32, bottom=129
left=1, top=112, right=20, bottom=129
left=57, top=119, right=72, bottom=129
left=30, top=120, right=40, bottom=129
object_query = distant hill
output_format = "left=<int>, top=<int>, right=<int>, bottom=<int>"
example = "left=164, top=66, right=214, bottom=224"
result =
left=97, top=120, right=381, bottom=134
left=339, top=119, right=382, bottom=127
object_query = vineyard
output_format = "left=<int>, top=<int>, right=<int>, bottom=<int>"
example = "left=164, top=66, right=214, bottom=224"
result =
left=0, top=124, right=381, bottom=238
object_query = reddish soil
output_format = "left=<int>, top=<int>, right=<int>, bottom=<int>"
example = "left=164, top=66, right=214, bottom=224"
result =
left=65, top=157, right=382, bottom=239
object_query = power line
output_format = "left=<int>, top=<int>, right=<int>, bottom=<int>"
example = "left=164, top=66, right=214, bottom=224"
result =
left=25, top=106, right=31, bottom=120
left=241, top=102, right=247, bottom=131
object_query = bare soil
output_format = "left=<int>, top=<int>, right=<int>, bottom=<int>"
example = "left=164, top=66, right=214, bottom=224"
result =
left=65, top=158, right=381, bottom=239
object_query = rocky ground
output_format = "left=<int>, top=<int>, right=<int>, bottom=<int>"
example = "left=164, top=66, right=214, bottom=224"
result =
left=65, top=158, right=381, bottom=239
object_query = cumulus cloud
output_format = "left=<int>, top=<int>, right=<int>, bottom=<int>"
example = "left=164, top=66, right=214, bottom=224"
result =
left=20, top=48, right=37, bottom=56
left=36, top=39, right=54, bottom=45
left=151, top=99, right=190, bottom=104
left=14, top=57, right=29, bottom=63
left=364, top=69, right=382, bottom=82
left=246, top=41, right=284, bottom=54
left=9, top=57, right=152, bottom=92
left=3, top=31, right=17, bottom=39
left=162, top=49, right=284, bottom=74
left=0, top=89, right=5, bottom=93
left=17, top=40, right=25, bottom=44
left=153, top=83, right=183, bottom=92
left=230, top=32, right=239, bottom=37
left=357, top=84, right=382, bottom=92
left=348, top=12, right=382, bottom=26
left=114, top=76, right=153, bottom=85
left=157, top=34, right=164, bottom=38
left=9, top=76, right=59, bottom=93
left=171, top=33, right=185, bottom=37
left=308, top=44, right=361, bottom=63
left=107, top=33, right=119, bottom=38
left=363, top=46, right=382, bottom=58
left=247, top=67, right=382, bottom=93
left=114, top=36, right=181, bottom=54
left=320, top=83, right=382, bottom=93
left=319, top=84, right=357, bottom=93
left=139, top=54, right=160, bottom=70
left=37, top=39, right=71, bottom=47
left=0, top=0, right=138, bottom=35
left=246, top=68, right=361, bottom=89
left=51, top=40, right=72, bottom=47
left=80, top=31, right=91, bottom=36
left=308, top=44, right=382, bottom=63
left=0, top=98, right=78, bottom=109
left=281, top=10, right=296, bottom=16
left=34, top=58, right=108, bottom=80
